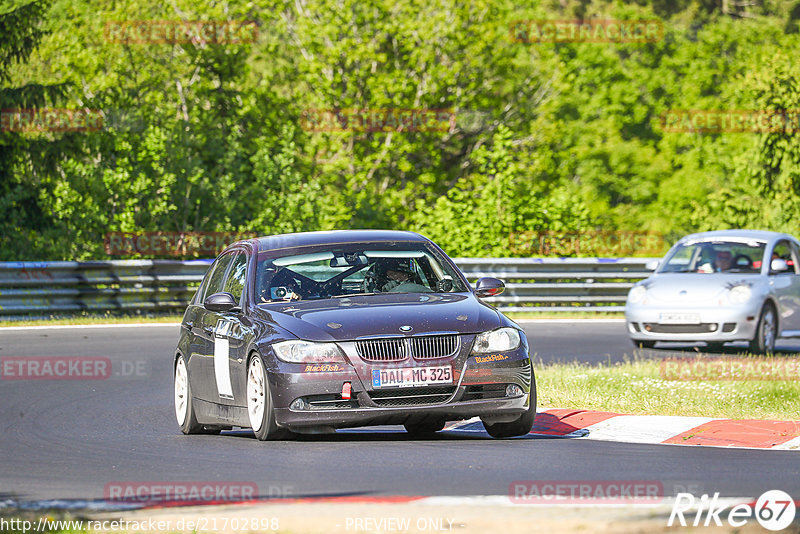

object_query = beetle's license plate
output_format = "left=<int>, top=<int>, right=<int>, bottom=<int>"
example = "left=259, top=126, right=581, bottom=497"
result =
left=371, top=366, right=453, bottom=388
left=659, top=312, right=701, bottom=324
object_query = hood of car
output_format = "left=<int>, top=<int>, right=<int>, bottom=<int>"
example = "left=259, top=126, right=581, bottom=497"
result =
left=254, top=293, right=500, bottom=342
left=645, top=273, right=755, bottom=303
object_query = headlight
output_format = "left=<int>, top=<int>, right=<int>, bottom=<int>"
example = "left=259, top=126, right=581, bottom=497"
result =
left=273, top=340, right=346, bottom=363
left=628, top=285, right=647, bottom=304
left=729, top=285, right=751, bottom=304
left=472, top=327, right=521, bottom=353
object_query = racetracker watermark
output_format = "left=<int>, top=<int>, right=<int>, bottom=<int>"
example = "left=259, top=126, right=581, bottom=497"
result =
left=300, top=108, right=456, bottom=133
left=104, top=20, right=258, bottom=44
left=510, top=480, right=664, bottom=504
left=661, top=109, right=800, bottom=134
left=1, top=357, right=111, bottom=380
left=508, top=230, right=666, bottom=257
left=104, top=231, right=255, bottom=256
left=668, top=490, right=796, bottom=530
left=0, top=357, right=149, bottom=380
left=660, top=358, right=800, bottom=381
left=1, top=108, right=103, bottom=133
left=510, top=19, right=663, bottom=43
left=103, top=481, right=271, bottom=506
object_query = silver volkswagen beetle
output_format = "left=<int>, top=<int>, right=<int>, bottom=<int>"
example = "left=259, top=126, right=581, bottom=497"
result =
left=626, top=230, right=800, bottom=353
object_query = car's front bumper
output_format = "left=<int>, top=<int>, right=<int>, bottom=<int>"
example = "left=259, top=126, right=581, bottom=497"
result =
left=265, top=341, right=533, bottom=430
left=625, top=302, right=762, bottom=343
left=275, top=393, right=530, bottom=430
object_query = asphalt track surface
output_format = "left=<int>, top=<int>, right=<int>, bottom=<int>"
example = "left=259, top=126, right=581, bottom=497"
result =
left=0, top=322, right=798, bottom=505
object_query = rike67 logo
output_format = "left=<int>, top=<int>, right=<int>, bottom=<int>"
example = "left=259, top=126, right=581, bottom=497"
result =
left=669, top=490, right=796, bottom=531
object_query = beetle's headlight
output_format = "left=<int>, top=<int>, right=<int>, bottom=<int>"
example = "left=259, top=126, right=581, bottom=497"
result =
left=472, top=327, right=521, bottom=353
left=273, top=340, right=346, bottom=363
left=729, top=285, right=751, bottom=304
left=628, top=285, right=647, bottom=304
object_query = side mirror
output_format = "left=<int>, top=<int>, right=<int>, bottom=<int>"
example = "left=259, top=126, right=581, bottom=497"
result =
left=770, top=258, right=789, bottom=273
left=475, top=277, right=505, bottom=298
left=204, top=292, right=238, bottom=312
left=645, top=260, right=660, bottom=271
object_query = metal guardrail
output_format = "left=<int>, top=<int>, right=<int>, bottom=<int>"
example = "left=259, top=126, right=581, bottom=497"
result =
left=453, top=257, right=657, bottom=312
left=0, top=258, right=657, bottom=317
left=0, top=260, right=212, bottom=316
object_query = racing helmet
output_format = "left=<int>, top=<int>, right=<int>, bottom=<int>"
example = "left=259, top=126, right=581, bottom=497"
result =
left=381, top=257, right=415, bottom=275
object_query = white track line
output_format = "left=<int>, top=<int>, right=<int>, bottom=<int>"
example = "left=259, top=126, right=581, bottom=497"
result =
left=774, top=436, right=800, bottom=450
left=582, top=415, right=717, bottom=445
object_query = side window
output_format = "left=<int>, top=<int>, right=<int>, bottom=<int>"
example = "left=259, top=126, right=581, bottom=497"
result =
left=203, top=253, right=234, bottom=300
left=223, top=252, right=248, bottom=304
left=771, top=241, right=798, bottom=274
left=790, top=243, right=800, bottom=274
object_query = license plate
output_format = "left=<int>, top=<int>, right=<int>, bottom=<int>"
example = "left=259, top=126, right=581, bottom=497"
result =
left=659, top=313, right=701, bottom=324
left=371, top=366, right=453, bottom=388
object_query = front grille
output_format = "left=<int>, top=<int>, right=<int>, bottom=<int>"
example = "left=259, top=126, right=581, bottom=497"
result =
left=410, top=335, right=459, bottom=360
left=643, top=323, right=718, bottom=334
left=462, top=384, right=508, bottom=401
left=356, top=335, right=460, bottom=362
left=356, top=338, right=409, bottom=362
left=368, top=386, right=456, bottom=407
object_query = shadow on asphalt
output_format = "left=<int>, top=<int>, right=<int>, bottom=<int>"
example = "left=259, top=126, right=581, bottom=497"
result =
left=218, top=413, right=590, bottom=443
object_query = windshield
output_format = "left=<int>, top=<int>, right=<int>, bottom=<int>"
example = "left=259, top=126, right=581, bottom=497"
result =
left=658, top=239, right=766, bottom=274
left=255, top=241, right=467, bottom=303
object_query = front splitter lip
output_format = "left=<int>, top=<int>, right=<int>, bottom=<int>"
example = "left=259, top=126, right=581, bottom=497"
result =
left=274, top=396, right=529, bottom=430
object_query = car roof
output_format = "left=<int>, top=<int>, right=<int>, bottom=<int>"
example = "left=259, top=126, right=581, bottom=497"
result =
left=678, top=229, right=798, bottom=245
left=252, top=230, right=429, bottom=252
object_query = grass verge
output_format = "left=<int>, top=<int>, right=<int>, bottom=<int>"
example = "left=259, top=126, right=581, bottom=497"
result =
left=535, top=355, right=800, bottom=421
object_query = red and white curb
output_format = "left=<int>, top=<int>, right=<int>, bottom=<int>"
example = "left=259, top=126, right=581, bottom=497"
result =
left=444, top=409, right=800, bottom=450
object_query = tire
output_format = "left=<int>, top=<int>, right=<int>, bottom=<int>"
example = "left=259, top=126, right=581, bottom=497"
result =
left=749, top=303, right=777, bottom=354
left=174, top=355, right=218, bottom=434
left=632, top=339, right=656, bottom=349
left=247, top=354, right=292, bottom=441
left=482, top=372, right=537, bottom=439
left=404, top=419, right=446, bottom=436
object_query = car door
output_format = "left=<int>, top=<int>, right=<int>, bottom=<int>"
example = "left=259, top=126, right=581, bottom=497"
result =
left=768, top=240, right=800, bottom=335
left=192, top=251, right=235, bottom=402
left=216, top=250, right=252, bottom=407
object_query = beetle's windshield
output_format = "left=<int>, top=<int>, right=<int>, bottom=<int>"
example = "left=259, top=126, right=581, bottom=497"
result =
left=255, top=241, right=467, bottom=303
left=658, top=239, right=766, bottom=274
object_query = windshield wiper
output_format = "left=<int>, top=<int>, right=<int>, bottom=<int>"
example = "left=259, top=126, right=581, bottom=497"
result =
left=330, top=292, right=380, bottom=298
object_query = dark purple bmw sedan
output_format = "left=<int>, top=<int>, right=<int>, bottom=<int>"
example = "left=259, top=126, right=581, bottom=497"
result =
left=174, top=230, right=535, bottom=440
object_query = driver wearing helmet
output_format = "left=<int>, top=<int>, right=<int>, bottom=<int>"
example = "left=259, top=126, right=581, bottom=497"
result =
left=378, top=258, right=415, bottom=292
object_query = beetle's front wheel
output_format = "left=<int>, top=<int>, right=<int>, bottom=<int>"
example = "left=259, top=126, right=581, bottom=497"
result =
left=749, top=303, right=777, bottom=354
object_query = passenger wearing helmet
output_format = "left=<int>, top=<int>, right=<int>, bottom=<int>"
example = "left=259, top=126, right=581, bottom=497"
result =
left=379, top=258, right=415, bottom=292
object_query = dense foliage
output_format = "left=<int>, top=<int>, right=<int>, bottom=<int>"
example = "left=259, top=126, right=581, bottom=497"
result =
left=3, top=0, right=800, bottom=259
